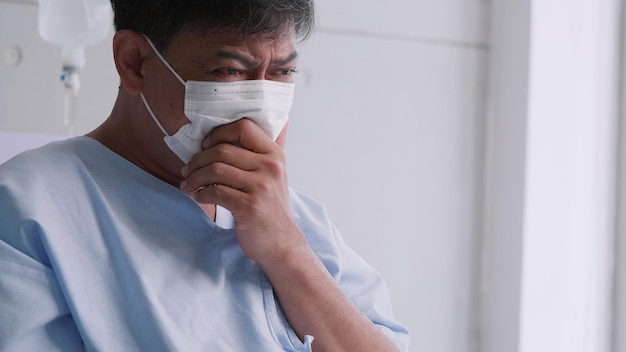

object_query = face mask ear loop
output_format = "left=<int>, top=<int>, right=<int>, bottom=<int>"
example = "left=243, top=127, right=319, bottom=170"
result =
left=140, top=93, right=170, bottom=137
left=142, top=35, right=186, bottom=86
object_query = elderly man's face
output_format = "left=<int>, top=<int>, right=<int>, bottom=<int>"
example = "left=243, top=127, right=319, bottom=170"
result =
left=141, top=28, right=298, bottom=134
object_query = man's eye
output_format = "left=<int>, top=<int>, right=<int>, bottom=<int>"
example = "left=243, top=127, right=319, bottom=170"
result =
left=225, top=68, right=242, bottom=75
left=214, top=68, right=243, bottom=76
left=279, top=68, right=297, bottom=76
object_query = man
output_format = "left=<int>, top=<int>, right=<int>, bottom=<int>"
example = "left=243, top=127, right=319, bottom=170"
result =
left=0, top=1, right=409, bottom=351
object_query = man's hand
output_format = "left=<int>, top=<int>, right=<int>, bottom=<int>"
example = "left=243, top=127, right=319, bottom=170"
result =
left=180, top=119, right=400, bottom=351
left=180, top=119, right=306, bottom=265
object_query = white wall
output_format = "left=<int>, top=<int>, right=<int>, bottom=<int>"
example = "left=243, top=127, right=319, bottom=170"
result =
left=616, top=7, right=626, bottom=347
left=0, top=1, right=490, bottom=352
left=482, top=1, right=621, bottom=352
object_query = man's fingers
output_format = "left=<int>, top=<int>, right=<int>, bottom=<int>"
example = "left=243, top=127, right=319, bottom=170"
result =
left=191, top=183, right=247, bottom=211
left=183, top=142, right=257, bottom=178
left=181, top=161, right=248, bottom=194
left=203, top=118, right=276, bottom=154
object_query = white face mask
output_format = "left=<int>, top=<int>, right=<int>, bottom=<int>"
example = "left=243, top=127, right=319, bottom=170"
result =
left=140, top=36, right=295, bottom=163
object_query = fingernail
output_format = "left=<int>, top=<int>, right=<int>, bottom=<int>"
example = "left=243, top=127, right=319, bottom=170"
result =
left=181, top=165, right=188, bottom=177
left=202, top=136, right=210, bottom=149
left=180, top=179, right=187, bottom=190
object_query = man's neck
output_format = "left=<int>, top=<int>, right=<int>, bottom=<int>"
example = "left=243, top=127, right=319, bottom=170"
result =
left=86, top=97, right=217, bottom=221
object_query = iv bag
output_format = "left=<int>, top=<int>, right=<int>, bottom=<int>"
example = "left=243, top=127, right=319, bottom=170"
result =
left=38, top=0, right=111, bottom=86
left=38, top=0, right=111, bottom=49
left=37, top=0, right=112, bottom=134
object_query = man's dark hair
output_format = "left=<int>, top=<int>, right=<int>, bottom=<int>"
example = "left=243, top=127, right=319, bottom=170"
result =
left=110, top=0, right=315, bottom=51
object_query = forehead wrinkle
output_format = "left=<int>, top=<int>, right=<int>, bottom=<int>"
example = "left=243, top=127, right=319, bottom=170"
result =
left=215, top=50, right=259, bottom=68
left=189, top=56, right=211, bottom=72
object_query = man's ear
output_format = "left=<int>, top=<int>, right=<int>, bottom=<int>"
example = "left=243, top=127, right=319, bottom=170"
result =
left=112, top=30, right=149, bottom=96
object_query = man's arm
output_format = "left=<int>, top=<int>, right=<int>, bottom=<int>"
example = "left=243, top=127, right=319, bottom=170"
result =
left=260, top=233, right=401, bottom=351
left=0, top=239, right=84, bottom=351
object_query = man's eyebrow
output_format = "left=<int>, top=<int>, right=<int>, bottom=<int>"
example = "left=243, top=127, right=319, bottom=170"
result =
left=271, top=51, right=299, bottom=66
left=215, top=50, right=299, bottom=67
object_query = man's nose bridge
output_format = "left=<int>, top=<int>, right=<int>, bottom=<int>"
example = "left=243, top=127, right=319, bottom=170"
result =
left=248, top=67, right=268, bottom=81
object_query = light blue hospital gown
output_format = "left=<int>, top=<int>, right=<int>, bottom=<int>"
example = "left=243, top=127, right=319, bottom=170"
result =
left=0, top=137, right=410, bottom=351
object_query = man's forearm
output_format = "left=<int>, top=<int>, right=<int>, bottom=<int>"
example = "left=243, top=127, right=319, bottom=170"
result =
left=258, top=231, right=399, bottom=352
